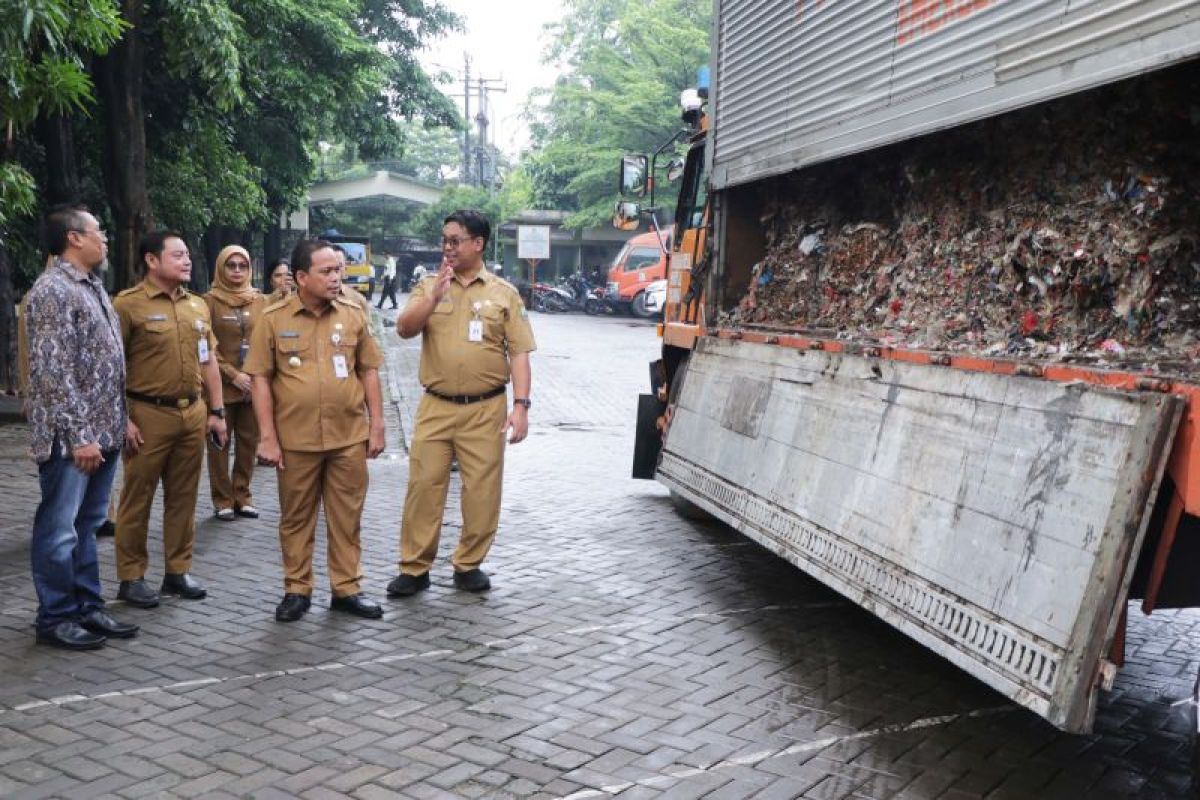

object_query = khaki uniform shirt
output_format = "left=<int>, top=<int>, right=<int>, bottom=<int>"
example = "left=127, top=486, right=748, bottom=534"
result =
left=407, top=268, right=537, bottom=395
left=204, top=291, right=266, bottom=405
left=114, top=280, right=217, bottom=400
left=244, top=293, right=384, bottom=452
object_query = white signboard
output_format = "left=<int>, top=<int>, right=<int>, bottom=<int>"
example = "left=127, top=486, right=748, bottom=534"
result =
left=518, top=225, right=551, bottom=260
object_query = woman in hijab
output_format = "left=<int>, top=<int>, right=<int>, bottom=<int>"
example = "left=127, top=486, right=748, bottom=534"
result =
left=267, top=258, right=294, bottom=302
left=204, top=246, right=266, bottom=521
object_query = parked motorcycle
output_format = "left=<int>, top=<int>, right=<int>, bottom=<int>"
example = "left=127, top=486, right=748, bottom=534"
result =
left=531, top=282, right=574, bottom=313
left=583, top=286, right=614, bottom=315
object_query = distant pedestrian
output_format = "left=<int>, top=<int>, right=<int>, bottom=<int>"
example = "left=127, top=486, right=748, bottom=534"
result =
left=112, top=230, right=228, bottom=609
left=377, top=251, right=398, bottom=309
left=388, top=210, right=536, bottom=597
left=246, top=239, right=387, bottom=622
left=24, top=205, right=138, bottom=649
left=204, top=245, right=266, bottom=521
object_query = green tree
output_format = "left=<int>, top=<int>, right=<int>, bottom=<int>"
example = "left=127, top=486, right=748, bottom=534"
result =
left=412, top=167, right=534, bottom=246
left=0, top=0, right=124, bottom=390
left=86, top=0, right=460, bottom=284
left=0, top=1, right=124, bottom=226
left=526, top=0, right=710, bottom=229
left=392, top=120, right=464, bottom=183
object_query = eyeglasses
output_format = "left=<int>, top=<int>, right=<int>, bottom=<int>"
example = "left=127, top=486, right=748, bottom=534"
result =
left=226, top=262, right=250, bottom=271
left=441, top=236, right=480, bottom=248
left=72, top=228, right=107, bottom=240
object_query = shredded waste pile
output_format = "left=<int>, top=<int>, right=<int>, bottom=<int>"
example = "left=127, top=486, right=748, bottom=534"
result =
left=723, top=64, right=1200, bottom=377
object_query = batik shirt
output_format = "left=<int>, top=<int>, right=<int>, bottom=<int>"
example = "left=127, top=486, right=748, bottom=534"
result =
left=24, top=258, right=126, bottom=462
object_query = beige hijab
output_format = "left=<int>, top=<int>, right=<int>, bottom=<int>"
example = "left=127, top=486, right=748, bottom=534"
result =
left=209, top=245, right=260, bottom=307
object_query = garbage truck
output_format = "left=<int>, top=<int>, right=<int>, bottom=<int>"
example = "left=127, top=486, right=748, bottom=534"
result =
left=619, top=0, right=1200, bottom=736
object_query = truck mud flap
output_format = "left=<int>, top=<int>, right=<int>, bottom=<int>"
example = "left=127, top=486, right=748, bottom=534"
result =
left=632, top=393, right=664, bottom=479
left=658, top=337, right=1183, bottom=732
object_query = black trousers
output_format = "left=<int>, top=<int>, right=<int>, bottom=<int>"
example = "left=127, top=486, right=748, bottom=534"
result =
left=377, top=276, right=398, bottom=308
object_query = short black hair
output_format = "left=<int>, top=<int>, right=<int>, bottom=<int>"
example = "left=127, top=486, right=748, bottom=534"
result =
left=290, top=239, right=334, bottom=274
left=139, top=230, right=186, bottom=267
left=43, top=204, right=92, bottom=256
left=443, top=209, right=490, bottom=249
left=269, top=257, right=290, bottom=271
left=331, top=244, right=347, bottom=256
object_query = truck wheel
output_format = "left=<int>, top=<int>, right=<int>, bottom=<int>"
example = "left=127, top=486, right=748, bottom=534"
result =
left=584, top=297, right=602, bottom=315
left=631, top=291, right=655, bottom=319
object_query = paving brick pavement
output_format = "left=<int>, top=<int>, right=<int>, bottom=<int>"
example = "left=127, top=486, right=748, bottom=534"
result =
left=0, top=305, right=1196, bottom=799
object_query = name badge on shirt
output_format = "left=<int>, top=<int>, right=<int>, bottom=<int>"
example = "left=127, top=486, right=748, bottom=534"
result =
left=468, top=320, right=483, bottom=342
left=198, top=338, right=210, bottom=364
left=332, top=354, right=349, bottom=379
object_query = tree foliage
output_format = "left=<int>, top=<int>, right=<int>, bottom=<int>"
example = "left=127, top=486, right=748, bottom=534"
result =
left=0, top=0, right=123, bottom=229
left=412, top=168, right=534, bottom=246
left=525, top=0, right=710, bottom=229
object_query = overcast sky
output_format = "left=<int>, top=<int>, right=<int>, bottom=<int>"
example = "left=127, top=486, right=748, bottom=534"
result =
left=420, top=0, right=567, bottom=157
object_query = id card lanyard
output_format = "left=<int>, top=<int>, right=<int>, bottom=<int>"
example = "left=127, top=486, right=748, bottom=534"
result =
left=196, top=318, right=210, bottom=364
left=236, top=308, right=249, bottom=366
left=331, top=322, right=349, bottom=379
left=468, top=301, right=483, bottom=342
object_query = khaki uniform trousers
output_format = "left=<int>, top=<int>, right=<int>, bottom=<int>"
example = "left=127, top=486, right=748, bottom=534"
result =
left=206, top=401, right=258, bottom=510
left=115, top=401, right=206, bottom=580
left=277, top=443, right=368, bottom=597
left=400, top=393, right=506, bottom=574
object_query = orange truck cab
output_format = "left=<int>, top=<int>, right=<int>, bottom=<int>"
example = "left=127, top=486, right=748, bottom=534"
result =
left=606, top=227, right=672, bottom=318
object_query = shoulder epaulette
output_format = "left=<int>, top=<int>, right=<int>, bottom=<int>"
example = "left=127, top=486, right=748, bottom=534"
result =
left=264, top=296, right=292, bottom=313
left=116, top=286, right=140, bottom=297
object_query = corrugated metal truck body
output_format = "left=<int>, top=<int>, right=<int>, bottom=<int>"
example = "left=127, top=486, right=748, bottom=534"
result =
left=710, top=0, right=1200, bottom=190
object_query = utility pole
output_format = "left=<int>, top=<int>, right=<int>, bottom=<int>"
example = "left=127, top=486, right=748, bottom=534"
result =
left=475, top=77, right=488, bottom=189
left=462, top=53, right=471, bottom=185
left=447, top=54, right=505, bottom=188
left=473, top=76, right=506, bottom=190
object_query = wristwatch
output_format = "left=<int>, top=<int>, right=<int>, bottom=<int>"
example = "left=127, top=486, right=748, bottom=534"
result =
left=209, top=407, right=226, bottom=419
left=513, top=398, right=532, bottom=409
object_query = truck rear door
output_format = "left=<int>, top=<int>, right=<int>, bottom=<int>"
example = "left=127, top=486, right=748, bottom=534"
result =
left=659, top=337, right=1184, bottom=731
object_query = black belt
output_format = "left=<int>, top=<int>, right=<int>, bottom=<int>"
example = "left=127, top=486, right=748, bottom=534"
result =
left=127, top=391, right=201, bottom=409
left=424, top=385, right=506, bottom=405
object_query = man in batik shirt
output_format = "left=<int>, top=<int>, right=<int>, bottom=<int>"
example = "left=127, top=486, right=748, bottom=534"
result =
left=24, top=205, right=138, bottom=649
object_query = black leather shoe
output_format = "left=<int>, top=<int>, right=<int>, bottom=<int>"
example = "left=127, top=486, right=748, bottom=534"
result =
left=452, top=568, right=491, bottom=592
left=161, top=572, right=207, bottom=600
left=275, top=593, right=311, bottom=622
left=330, top=593, right=383, bottom=619
left=80, top=608, right=139, bottom=639
left=386, top=572, right=430, bottom=597
left=234, top=505, right=259, bottom=519
left=36, top=621, right=106, bottom=650
left=117, top=578, right=160, bottom=608
left=95, top=520, right=115, bottom=538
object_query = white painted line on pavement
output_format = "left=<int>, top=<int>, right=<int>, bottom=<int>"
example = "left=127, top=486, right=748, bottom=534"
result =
left=554, top=601, right=846, bottom=637
left=553, top=706, right=1015, bottom=799
left=0, top=603, right=840, bottom=719
left=0, top=647, right=456, bottom=718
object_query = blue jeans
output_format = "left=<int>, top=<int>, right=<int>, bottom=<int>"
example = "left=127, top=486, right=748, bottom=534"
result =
left=31, top=448, right=119, bottom=630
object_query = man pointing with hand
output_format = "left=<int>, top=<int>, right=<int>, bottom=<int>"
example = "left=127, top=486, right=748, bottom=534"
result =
left=388, top=209, right=536, bottom=598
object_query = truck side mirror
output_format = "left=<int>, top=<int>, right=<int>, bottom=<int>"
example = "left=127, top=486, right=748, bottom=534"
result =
left=613, top=201, right=641, bottom=231
left=620, top=155, right=648, bottom=197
